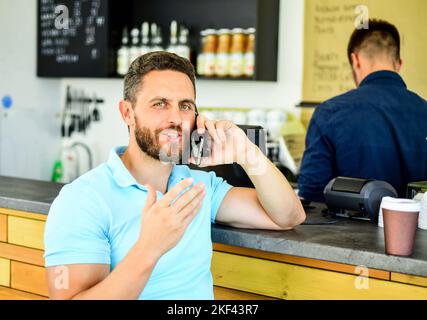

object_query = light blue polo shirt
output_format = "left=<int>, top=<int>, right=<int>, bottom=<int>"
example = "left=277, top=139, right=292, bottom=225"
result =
left=44, top=146, right=233, bottom=300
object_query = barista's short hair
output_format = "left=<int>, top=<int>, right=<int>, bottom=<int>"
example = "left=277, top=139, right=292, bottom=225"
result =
left=123, top=51, right=196, bottom=107
left=347, top=19, right=401, bottom=65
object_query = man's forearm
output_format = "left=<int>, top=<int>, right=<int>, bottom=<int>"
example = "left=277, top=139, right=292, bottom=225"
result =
left=71, top=244, right=158, bottom=300
left=239, top=145, right=305, bottom=228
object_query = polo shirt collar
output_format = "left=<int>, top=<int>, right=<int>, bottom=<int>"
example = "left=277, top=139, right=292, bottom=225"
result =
left=359, top=70, right=407, bottom=88
left=107, top=146, right=192, bottom=190
left=107, top=146, right=140, bottom=188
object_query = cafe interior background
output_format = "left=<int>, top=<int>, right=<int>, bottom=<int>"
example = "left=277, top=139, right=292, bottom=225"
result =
left=0, top=0, right=306, bottom=182
left=0, top=0, right=427, bottom=300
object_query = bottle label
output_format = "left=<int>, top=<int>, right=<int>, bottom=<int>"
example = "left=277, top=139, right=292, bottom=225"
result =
left=129, top=48, right=141, bottom=65
left=117, top=49, right=129, bottom=75
left=243, top=52, right=255, bottom=77
left=229, top=53, right=244, bottom=77
left=204, top=53, right=216, bottom=76
left=215, top=53, right=230, bottom=76
left=176, top=46, right=190, bottom=60
left=197, top=54, right=205, bottom=75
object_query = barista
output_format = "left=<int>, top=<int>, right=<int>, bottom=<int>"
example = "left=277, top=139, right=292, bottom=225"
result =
left=298, top=19, right=427, bottom=202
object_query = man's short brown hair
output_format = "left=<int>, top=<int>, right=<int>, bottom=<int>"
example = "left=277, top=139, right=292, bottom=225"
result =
left=123, top=51, right=196, bottom=106
left=347, top=19, right=401, bottom=65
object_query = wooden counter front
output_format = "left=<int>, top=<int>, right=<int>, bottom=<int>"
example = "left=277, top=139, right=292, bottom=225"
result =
left=0, top=208, right=426, bottom=300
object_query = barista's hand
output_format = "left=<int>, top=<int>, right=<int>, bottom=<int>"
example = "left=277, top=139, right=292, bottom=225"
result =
left=190, top=114, right=257, bottom=167
left=135, top=178, right=205, bottom=261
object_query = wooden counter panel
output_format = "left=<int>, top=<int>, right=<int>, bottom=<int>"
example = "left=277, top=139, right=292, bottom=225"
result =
left=0, top=257, right=10, bottom=287
left=213, top=243, right=390, bottom=280
left=212, top=251, right=427, bottom=300
left=0, top=242, right=45, bottom=266
left=0, top=207, right=426, bottom=300
left=0, top=285, right=47, bottom=300
left=7, top=216, right=45, bottom=250
left=11, top=261, right=48, bottom=296
left=214, top=286, right=277, bottom=300
left=0, top=214, right=7, bottom=242
left=391, top=273, right=427, bottom=288
left=0, top=208, right=47, bottom=221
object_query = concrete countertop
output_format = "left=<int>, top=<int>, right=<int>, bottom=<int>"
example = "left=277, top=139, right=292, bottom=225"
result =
left=1, top=175, right=426, bottom=278
left=0, top=176, right=63, bottom=214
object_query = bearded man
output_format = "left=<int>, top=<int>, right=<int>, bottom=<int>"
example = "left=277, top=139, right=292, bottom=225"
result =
left=44, top=51, right=305, bottom=300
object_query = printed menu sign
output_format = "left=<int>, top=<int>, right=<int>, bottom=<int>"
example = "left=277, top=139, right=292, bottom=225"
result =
left=302, top=0, right=427, bottom=102
left=37, top=0, right=109, bottom=77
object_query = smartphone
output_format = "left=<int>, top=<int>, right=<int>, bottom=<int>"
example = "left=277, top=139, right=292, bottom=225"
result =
left=190, top=130, right=210, bottom=166
left=187, top=110, right=215, bottom=166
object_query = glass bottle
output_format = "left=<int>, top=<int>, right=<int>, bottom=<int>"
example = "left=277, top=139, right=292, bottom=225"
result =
left=129, top=27, right=141, bottom=65
left=150, top=23, right=164, bottom=52
left=215, top=29, right=231, bottom=77
left=140, top=21, right=150, bottom=55
left=229, top=28, right=245, bottom=77
left=116, top=27, right=129, bottom=76
left=175, top=26, right=191, bottom=60
left=166, top=20, right=178, bottom=54
left=243, top=28, right=256, bottom=78
left=202, top=29, right=217, bottom=77
left=197, top=30, right=207, bottom=76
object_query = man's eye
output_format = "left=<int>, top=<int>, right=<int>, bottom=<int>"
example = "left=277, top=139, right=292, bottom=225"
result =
left=154, top=102, right=166, bottom=108
left=180, top=104, right=193, bottom=111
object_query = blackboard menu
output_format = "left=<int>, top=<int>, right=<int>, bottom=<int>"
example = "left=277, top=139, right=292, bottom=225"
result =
left=37, top=0, right=110, bottom=77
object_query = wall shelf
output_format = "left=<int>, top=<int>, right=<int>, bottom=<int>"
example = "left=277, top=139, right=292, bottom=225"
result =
left=37, top=0, right=280, bottom=81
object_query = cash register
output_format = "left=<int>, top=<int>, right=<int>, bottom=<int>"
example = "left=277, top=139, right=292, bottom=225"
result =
left=323, top=177, right=397, bottom=223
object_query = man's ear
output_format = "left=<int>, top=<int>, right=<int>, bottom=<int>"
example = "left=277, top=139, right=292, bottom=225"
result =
left=395, top=58, right=403, bottom=73
left=119, top=100, right=135, bottom=127
left=351, top=53, right=361, bottom=70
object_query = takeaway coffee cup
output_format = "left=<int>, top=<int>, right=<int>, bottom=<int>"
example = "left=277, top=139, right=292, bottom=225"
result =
left=414, top=192, right=427, bottom=230
left=381, top=197, right=421, bottom=256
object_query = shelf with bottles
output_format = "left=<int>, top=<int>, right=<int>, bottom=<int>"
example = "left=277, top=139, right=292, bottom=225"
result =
left=116, top=20, right=192, bottom=77
left=36, top=0, right=279, bottom=80
left=196, top=27, right=256, bottom=80
left=116, top=23, right=257, bottom=80
left=110, top=0, right=279, bottom=81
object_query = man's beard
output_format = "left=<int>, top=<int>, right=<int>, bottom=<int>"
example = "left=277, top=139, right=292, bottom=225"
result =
left=134, top=120, right=190, bottom=164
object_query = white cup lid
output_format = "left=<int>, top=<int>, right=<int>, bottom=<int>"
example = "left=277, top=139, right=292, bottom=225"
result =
left=381, top=196, right=421, bottom=212
left=413, top=192, right=424, bottom=201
